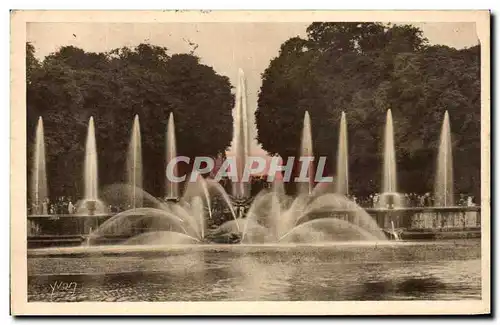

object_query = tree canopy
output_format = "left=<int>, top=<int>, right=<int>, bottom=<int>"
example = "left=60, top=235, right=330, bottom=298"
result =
left=256, top=22, right=480, bottom=197
left=27, top=43, right=234, bottom=200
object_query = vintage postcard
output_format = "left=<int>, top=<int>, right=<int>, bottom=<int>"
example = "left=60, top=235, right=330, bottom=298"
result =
left=10, top=10, right=490, bottom=315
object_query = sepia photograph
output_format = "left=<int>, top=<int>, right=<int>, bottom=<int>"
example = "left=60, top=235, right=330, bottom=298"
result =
left=10, top=10, right=490, bottom=315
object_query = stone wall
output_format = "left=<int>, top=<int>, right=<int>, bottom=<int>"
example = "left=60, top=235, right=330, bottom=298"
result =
left=27, top=215, right=109, bottom=237
left=365, top=207, right=481, bottom=231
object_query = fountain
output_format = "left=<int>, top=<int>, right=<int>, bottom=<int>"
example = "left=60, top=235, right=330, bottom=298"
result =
left=30, top=117, right=48, bottom=215
left=226, top=68, right=253, bottom=224
left=382, top=109, right=397, bottom=194
left=434, top=111, right=454, bottom=207
left=127, top=114, right=143, bottom=209
left=88, top=177, right=241, bottom=245
left=85, top=117, right=98, bottom=203
left=165, top=112, right=179, bottom=200
left=227, top=186, right=387, bottom=244
left=232, top=68, right=251, bottom=199
left=379, top=109, right=402, bottom=209
left=336, top=111, right=349, bottom=195
left=76, top=116, right=107, bottom=216
left=298, top=111, right=314, bottom=196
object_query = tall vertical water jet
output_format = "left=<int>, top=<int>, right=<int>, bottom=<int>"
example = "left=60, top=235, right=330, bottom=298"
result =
left=232, top=68, right=250, bottom=198
left=382, top=109, right=397, bottom=194
left=31, top=117, right=48, bottom=214
left=84, top=116, right=99, bottom=201
left=299, top=111, right=314, bottom=196
left=127, top=115, right=143, bottom=208
left=165, top=112, right=179, bottom=199
left=380, top=109, right=401, bottom=209
left=434, top=111, right=454, bottom=206
left=336, top=111, right=349, bottom=195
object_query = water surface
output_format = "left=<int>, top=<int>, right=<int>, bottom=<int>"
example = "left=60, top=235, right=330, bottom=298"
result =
left=28, top=240, right=481, bottom=302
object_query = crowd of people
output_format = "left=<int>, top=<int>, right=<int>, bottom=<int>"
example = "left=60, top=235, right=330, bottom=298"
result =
left=347, top=193, right=477, bottom=208
left=28, top=196, right=76, bottom=215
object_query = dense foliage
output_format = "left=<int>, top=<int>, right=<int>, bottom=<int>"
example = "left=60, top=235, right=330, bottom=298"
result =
left=256, top=23, right=480, bottom=197
left=27, top=43, right=234, bottom=199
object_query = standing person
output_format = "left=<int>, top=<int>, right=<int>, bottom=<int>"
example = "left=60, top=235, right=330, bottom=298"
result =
left=62, top=197, right=69, bottom=215
left=373, top=193, right=379, bottom=208
left=58, top=197, right=64, bottom=214
left=32, top=201, right=39, bottom=215
left=459, top=194, right=465, bottom=206
left=68, top=200, right=74, bottom=214
left=467, top=196, right=475, bottom=207
left=427, top=193, right=432, bottom=206
left=421, top=194, right=426, bottom=207
left=54, top=197, right=60, bottom=214
left=42, top=198, right=48, bottom=215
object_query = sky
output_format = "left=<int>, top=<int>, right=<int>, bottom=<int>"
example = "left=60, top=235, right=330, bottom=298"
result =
left=27, top=22, right=479, bottom=157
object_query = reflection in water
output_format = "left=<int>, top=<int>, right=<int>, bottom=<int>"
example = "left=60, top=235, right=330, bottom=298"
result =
left=28, top=240, right=481, bottom=301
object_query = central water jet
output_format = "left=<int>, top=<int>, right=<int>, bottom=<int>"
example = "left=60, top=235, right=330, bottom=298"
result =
left=232, top=68, right=251, bottom=199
